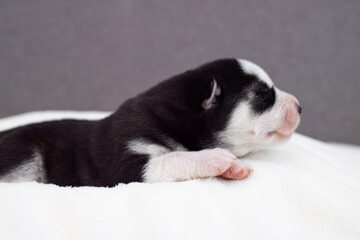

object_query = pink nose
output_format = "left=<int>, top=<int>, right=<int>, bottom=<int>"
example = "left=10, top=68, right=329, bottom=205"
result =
left=283, top=101, right=301, bottom=135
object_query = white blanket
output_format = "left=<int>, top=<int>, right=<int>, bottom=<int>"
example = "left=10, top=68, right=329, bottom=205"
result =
left=0, top=111, right=359, bottom=240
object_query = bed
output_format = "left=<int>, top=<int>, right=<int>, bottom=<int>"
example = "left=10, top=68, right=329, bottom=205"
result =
left=0, top=111, right=359, bottom=240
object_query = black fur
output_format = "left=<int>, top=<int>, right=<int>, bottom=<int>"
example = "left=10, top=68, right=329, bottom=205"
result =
left=0, top=58, right=275, bottom=186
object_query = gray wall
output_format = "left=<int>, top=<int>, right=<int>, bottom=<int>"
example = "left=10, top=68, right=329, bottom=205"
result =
left=0, top=0, right=359, bottom=144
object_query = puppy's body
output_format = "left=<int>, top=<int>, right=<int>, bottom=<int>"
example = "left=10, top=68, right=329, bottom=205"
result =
left=0, top=59, right=301, bottom=186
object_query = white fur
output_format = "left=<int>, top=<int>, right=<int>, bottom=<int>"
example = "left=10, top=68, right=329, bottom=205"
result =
left=143, top=148, right=237, bottom=182
left=128, top=139, right=238, bottom=182
left=217, top=101, right=279, bottom=156
left=237, top=59, right=274, bottom=87
left=0, top=151, right=45, bottom=183
left=217, top=88, right=299, bottom=157
left=127, top=139, right=174, bottom=157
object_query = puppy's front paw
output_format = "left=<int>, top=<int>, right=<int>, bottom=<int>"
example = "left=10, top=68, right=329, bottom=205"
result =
left=197, top=148, right=236, bottom=177
left=221, top=160, right=253, bottom=180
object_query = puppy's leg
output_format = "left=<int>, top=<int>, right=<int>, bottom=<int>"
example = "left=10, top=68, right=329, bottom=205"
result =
left=0, top=130, right=45, bottom=183
left=143, top=148, right=243, bottom=182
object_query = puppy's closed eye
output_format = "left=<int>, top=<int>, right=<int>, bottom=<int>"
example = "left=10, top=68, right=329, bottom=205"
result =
left=257, top=86, right=274, bottom=95
left=251, top=86, right=276, bottom=114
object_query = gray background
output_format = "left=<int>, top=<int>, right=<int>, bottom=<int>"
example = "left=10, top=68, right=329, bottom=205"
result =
left=0, top=0, right=359, bottom=144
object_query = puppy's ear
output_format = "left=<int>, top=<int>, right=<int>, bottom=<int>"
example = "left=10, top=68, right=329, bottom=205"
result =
left=202, top=79, right=221, bottom=110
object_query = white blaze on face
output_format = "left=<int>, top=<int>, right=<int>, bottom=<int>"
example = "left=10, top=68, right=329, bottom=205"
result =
left=217, top=59, right=301, bottom=157
left=237, top=59, right=274, bottom=88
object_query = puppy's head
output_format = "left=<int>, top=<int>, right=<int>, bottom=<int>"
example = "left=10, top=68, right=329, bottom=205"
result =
left=190, top=58, right=301, bottom=156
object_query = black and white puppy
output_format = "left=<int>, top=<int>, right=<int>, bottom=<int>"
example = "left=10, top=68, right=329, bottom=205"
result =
left=0, top=58, right=301, bottom=187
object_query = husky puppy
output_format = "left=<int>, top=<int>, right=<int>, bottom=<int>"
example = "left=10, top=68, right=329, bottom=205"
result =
left=0, top=58, right=301, bottom=186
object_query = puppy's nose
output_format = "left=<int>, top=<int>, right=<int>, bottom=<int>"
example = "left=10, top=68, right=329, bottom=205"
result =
left=297, top=105, right=302, bottom=114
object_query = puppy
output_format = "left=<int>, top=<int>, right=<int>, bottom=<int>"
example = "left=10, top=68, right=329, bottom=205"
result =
left=0, top=58, right=301, bottom=187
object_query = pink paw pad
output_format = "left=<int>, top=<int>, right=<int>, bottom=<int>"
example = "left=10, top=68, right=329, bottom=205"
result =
left=199, top=148, right=237, bottom=177
left=221, top=161, right=253, bottom=180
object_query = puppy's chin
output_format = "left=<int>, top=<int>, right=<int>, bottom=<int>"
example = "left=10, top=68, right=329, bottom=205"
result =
left=267, top=116, right=300, bottom=143
left=228, top=130, right=294, bottom=157
left=265, top=131, right=294, bottom=146
left=266, top=120, right=300, bottom=142
left=267, top=130, right=292, bottom=140
left=246, top=124, right=299, bottom=153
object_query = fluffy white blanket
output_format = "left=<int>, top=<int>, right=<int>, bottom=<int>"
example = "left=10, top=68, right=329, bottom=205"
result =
left=0, top=111, right=359, bottom=240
